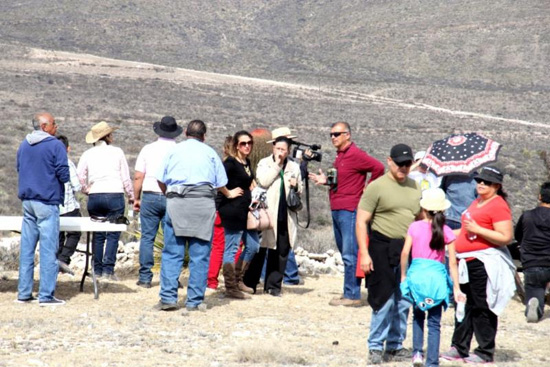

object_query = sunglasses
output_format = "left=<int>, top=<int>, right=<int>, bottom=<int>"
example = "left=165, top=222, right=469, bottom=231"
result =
left=238, top=141, right=253, bottom=147
left=475, top=178, right=494, bottom=186
left=330, top=131, right=348, bottom=138
left=394, top=160, right=413, bottom=168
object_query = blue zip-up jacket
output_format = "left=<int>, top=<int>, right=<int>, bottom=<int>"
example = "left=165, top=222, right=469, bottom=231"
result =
left=400, top=258, right=453, bottom=311
left=17, top=130, right=69, bottom=205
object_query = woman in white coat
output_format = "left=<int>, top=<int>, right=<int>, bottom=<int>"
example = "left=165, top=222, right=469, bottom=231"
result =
left=243, top=135, right=303, bottom=296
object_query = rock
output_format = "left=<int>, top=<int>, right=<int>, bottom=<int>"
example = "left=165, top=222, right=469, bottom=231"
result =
left=308, top=253, right=328, bottom=261
left=326, top=249, right=335, bottom=256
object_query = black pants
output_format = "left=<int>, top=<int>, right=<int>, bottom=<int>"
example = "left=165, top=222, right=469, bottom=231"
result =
left=57, top=208, right=82, bottom=264
left=244, top=220, right=290, bottom=293
left=524, top=266, right=550, bottom=320
left=451, top=259, right=498, bottom=362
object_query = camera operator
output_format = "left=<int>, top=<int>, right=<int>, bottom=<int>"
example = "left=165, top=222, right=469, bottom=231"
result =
left=309, top=121, right=384, bottom=307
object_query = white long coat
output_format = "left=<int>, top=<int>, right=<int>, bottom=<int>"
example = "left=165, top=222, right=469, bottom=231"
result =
left=255, top=155, right=303, bottom=249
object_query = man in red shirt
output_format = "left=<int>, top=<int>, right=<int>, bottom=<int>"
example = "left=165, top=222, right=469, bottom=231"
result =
left=309, top=121, right=384, bottom=306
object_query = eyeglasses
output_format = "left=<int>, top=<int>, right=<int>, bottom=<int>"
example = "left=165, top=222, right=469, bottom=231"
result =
left=330, top=131, right=348, bottom=138
left=475, top=178, right=493, bottom=186
left=238, top=141, right=253, bottom=147
left=394, top=160, right=413, bottom=168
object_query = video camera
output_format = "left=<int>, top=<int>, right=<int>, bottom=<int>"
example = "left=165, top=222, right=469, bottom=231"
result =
left=291, top=141, right=322, bottom=163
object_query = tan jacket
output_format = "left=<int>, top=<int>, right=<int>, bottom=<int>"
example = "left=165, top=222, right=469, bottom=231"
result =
left=256, top=155, right=303, bottom=249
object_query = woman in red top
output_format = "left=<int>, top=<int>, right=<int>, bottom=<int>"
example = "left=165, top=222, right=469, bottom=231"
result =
left=441, top=166, right=513, bottom=364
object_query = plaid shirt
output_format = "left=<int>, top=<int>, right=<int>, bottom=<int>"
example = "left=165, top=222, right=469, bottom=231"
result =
left=59, top=159, right=81, bottom=215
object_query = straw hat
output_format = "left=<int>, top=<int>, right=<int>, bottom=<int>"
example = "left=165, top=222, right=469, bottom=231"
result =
left=85, top=121, right=119, bottom=144
left=419, top=188, right=451, bottom=212
left=266, top=127, right=297, bottom=143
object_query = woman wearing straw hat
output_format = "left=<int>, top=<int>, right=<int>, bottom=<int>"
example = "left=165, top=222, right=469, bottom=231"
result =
left=77, top=121, right=134, bottom=280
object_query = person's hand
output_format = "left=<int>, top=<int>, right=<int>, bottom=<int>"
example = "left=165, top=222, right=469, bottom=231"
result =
left=133, top=200, right=141, bottom=212
left=227, top=187, right=244, bottom=199
left=308, top=169, right=327, bottom=185
left=464, top=217, right=481, bottom=234
left=275, top=152, right=285, bottom=166
left=454, top=289, right=466, bottom=304
left=360, top=252, right=374, bottom=274
left=289, top=176, right=297, bottom=187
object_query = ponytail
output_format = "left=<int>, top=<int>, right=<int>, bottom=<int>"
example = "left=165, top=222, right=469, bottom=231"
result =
left=428, top=210, right=446, bottom=251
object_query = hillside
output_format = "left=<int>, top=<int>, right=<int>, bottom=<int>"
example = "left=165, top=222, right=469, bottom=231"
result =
left=1, top=0, right=549, bottom=238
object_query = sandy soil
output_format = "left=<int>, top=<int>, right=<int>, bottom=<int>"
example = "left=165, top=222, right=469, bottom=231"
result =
left=0, top=270, right=548, bottom=367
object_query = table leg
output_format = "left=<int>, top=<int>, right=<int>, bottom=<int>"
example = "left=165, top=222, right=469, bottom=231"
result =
left=79, top=232, right=90, bottom=292
left=79, top=232, right=100, bottom=299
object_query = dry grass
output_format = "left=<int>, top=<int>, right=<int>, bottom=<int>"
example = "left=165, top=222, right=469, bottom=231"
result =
left=236, top=341, right=309, bottom=365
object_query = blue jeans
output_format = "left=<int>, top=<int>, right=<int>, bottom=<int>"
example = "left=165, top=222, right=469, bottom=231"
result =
left=284, top=249, right=301, bottom=284
left=87, top=193, right=125, bottom=275
left=332, top=210, right=361, bottom=300
left=138, top=192, right=166, bottom=283
left=413, top=304, right=443, bottom=367
left=160, top=215, right=211, bottom=307
left=223, top=229, right=260, bottom=264
left=368, top=271, right=411, bottom=350
left=18, top=200, right=60, bottom=302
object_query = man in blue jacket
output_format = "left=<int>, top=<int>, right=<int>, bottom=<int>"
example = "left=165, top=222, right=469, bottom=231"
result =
left=16, top=112, right=70, bottom=306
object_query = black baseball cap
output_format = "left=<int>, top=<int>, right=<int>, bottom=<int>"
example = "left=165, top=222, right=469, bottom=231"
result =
left=390, top=144, right=414, bottom=163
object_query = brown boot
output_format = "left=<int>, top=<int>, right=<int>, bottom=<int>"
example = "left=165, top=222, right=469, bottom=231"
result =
left=223, top=263, right=250, bottom=299
left=235, top=259, right=254, bottom=294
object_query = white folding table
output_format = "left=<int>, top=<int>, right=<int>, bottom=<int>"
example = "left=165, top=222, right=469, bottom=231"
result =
left=0, top=216, right=127, bottom=299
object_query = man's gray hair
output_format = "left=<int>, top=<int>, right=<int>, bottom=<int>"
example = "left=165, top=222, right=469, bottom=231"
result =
left=31, top=117, right=41, bottom=130
left=331, top=121, right=351, bottom=133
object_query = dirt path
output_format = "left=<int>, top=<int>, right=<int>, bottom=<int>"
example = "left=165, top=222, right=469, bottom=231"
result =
left=1, top=43, right=548, bottom=130
left=0, top=270, right=547, bottom=367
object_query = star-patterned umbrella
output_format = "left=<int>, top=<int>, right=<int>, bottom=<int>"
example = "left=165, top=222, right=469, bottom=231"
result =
left=422, top=133, right=501, bottom=176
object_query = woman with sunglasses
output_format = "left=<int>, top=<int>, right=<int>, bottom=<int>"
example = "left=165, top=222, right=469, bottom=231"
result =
left=218, top=131, right=260, bottom=299
left=441, top=166, right=515, bottom=364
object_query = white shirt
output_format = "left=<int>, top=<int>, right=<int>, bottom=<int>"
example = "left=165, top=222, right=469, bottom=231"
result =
left=59, top=159, right=81, bottom=215
left=135, top=137, right=176, bottom=193
left=77, top=141, right=134, bottom=200
left=409, top=170, right=441, bottom=191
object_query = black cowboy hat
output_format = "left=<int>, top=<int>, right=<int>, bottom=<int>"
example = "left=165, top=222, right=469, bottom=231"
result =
left=153, top=116, right=183, bottom=138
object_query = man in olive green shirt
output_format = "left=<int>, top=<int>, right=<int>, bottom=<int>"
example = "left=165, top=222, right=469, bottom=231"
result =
left=356, top=143, right=421, bottom=364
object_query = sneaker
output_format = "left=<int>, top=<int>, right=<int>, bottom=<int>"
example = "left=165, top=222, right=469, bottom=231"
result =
left=39, top=297, right=66, bottom=306
left=440, top=346, right=465, bottom=361
left=58, top=261, right=75, bottom=276
left=526, top=297, right=540, bottom=323
left=328, top=297, right=362, bottom=307
left=136, top=281, right=152, bottom=289
left=153, top=301, right=178, bottom=311
left=104, top=274, right=120, bottom=281
left=368, top=349, right=383, bottom=365
left=412, top=351, right=424, bottom=367
left=15, top=295, right=38, bottom=304
left=384, top=347, right=411, bottom=362
left=185, top=303, right=207, bottom=312
left=265, top=288, right=282, bottom=297
left=464, top=353, right=491, bottom=364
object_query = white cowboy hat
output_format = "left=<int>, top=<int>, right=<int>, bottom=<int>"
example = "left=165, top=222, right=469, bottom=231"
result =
left=266, top=127, right=297, bottom=143
left=419, top=188, right=451, bottom=212
left=85, top=121, right=119, bottom=144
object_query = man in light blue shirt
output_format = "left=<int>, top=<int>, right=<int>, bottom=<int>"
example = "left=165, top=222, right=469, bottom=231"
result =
left=155, top=120, right=229, bottom=311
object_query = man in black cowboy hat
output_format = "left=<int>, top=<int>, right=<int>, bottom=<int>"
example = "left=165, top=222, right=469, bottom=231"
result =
left=133, top=116, right=183, bottom=288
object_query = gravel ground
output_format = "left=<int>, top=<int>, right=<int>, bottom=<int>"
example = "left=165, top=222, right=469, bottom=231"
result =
left=0, top=269, right=548, bottom=367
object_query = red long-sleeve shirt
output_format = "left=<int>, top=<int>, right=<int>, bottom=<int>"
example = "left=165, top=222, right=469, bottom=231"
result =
left=329, top=142, right=385, bottom=211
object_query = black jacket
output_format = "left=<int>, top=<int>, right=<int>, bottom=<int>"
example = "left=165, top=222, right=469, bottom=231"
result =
left=515, top=206, right=550, bottom=269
